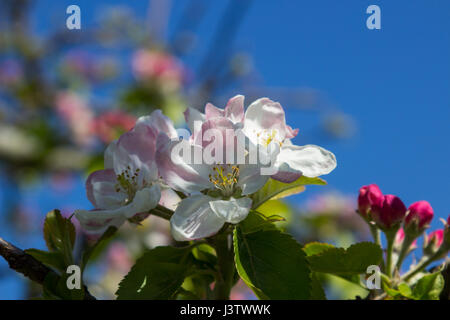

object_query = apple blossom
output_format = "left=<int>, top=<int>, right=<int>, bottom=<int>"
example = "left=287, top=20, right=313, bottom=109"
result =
left=75, top=110, right=177, bottom=234
left=184, top=95, right=336, bottom=183
left=156, top=117, right=267, bottom=241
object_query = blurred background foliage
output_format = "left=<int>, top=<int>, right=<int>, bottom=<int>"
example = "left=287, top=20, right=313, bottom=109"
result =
left=0, top=0, right=429, bottom=300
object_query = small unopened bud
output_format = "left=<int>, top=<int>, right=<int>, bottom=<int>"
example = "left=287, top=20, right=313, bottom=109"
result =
left=357, top=184, right=383, bottom=219
left=404, top=201, right=433, bottom=233
left=371, top=195, right=407, bottom=230
left=394, top=228, right=417, bottom=252
left=423, top=229, right=444, bottom=255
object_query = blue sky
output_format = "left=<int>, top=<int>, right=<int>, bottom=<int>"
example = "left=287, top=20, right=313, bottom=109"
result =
left=1, top=0, right=449, bottom=298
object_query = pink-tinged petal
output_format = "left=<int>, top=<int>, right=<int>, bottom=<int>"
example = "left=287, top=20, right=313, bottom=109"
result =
left=86, top=169, right=125, bottom=209
left=170, top=195, right=225, bottom=241
left=114, top=125, right=158, bottom=181
left=243, top=98, right=288, bottom=143
left=75, top=185, right=160, bottom=234
left=184, top=107, right=205, bottom=135
left=75, top=208, right=127, bottom=234
left=104, top=140, right=117, bottom=169
left=135, top=110, right=178, bottom=139
left=159, top=188, right=181, bottom=211
left=195, top=117, right=235, bottom=150
left=209, top=197, right=252, bottom=224
left=156, top=133, right=212, bottom=193
left=274, top=144, right=337, bottom=178
left=224, top=95, right=245, bottom=124
left=205, top=103, right=224, bottom=119
left=271, top=171, right=302, bottom=183
left=285, top=125, right=299, bottom=139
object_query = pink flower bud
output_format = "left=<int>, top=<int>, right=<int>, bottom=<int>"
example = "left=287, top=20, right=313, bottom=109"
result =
left=358, top=184, right=383, bottom=218
left=394, top=228, right=418, bottom=251
left=424, top=229, right=444, bottom=254
left=404, top=201, right=434, bottom=231
left=371, top=194, right=407, bottom=230
left=394, top=227, right=405, bottom=245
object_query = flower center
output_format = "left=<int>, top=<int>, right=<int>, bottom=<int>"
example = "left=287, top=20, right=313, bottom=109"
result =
left=256, top=129, right=282, bottom=147
left=115, top=166, right=146, bottom=204
left=209, top=164, right=240, bottom=197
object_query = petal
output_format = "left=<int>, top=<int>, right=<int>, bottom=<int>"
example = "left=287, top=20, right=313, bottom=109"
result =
left=170, top=195, right=225, bottom=241
left=285, top=125, right=299, bottom=139
left=243, top=98, right=287, bottom=143
left=184, top=107, right=205, bottom=135
left=205, top=103, right=224, bottom=119
left=86, top=169, right=125, bottom=209
left=114, top=126, right=159, bottom=182
left=224, top=95, right=245, bottom=124
left=159, top=187, right=181, bottom=211
left=104, top=140, right=117, bottom=169
left=209, top=197, right=252, bottom=224
left=75, top=208, right=127, bottom=234
left=135, top=110, right=178, bottom=139
left=237, top=164, right=270, bottom=195
left=75, top=185, right=161, bottom=234
left=122, top=184, right=161, bottom=218
left=156, top=133, right=212, bottom=193
left=274, top=144, right=337, bottom=178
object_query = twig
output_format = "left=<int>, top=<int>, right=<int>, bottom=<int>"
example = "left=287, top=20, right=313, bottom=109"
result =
left=0, top=237, right=96, bottom=300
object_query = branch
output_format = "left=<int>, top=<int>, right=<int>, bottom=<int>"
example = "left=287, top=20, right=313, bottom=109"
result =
left=0, top=237, right=96, bottom=300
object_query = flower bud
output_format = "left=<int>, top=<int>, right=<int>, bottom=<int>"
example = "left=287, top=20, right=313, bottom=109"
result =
left=371, top=194, right=407, bottom=230
left=357, top=184, right=383, bottom=219
left=423, top=229, right=444, bottom=255
left=394, top=228, right=417, bottom=252
left=404, top=201, right=433, bottom=233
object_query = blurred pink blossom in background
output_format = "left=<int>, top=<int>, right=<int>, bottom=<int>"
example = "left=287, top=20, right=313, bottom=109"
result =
left=91, top=110, right=136, bottom=143
left=55, top=91, right=94, bottom=147
left=132, top=50, right=185, bottom=90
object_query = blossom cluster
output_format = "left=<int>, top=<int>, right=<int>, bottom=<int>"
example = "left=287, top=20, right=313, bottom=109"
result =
left=75, top=95, right=337, bottom=241
left=358, top=184, right=450, bottom=272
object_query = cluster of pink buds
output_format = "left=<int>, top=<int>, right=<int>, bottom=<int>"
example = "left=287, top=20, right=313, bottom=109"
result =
left=357, top=183, right=449, bottom=276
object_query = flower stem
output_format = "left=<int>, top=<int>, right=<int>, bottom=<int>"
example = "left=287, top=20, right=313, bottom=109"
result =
left=385, top=231, right=396, bottom=277
left=395, top=234, right=414, bottom=272
left=401, top=250, right=444, bottom=282
left=212, top=230, right=235, bottom=300
left=369, top=224, right=382, bottom=248
left=149, top=205, right=174, bottom=220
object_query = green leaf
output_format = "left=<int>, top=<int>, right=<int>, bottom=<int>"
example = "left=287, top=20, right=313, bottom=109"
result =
left=116, top=246, right=194, bottom=300
left=43, top=210, right=76, bottom=265
left=234, top=224, right=311, bottom=299
left=307, top=242, right=383, bottom=275
left=24, top=249, right=66, bottom=272
left=412, top=271, right=444, bottom=300
left=251, top=176, right=326, bottom=209
left=303, top=242, right=335, bottom=256
left=42, top=272, right=84, bottom=300
left=240, top=211, right=278, bottom=234
left=310, top=272, right=327, bottom=300
left=398, top=283, right=413, bottom=298
left=81, top=226, right=117, bottom=272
